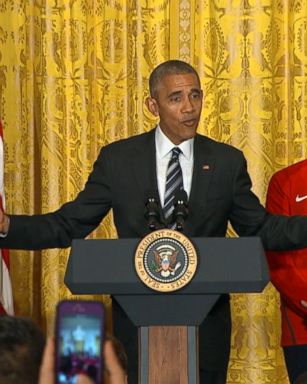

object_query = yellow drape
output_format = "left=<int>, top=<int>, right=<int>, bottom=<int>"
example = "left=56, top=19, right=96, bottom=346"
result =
left=1, top=1, right=307, bottom=382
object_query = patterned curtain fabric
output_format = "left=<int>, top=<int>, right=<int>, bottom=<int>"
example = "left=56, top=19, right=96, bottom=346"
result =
left=1, top=0, right=307, bottom=382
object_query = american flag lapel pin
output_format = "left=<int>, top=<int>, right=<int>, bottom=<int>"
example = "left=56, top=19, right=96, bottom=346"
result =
left=202, top=164, right=210, bottom=171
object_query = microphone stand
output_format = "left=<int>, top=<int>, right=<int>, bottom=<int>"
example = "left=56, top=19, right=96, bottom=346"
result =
left=144, top=197, right=163, bottom=231
left=172, top=190, right=188, bottom=232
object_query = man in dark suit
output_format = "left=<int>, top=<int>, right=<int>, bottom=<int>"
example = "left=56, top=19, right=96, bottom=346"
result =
left=2, top=60, right=307, bottom=384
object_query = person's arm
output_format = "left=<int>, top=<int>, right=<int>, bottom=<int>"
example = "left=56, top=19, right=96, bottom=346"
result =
left=227, top=151, right=307, bottom=251
left=38, top=338, right=55, bottom=384
left=0, top=146, right=113, bottom=250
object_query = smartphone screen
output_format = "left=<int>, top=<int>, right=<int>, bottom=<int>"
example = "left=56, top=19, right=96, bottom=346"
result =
left=55, top=300, right=104, bottom=384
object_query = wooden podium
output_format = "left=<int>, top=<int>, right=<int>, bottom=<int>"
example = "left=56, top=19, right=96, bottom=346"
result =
left=64, top=236, right=269, bottom=384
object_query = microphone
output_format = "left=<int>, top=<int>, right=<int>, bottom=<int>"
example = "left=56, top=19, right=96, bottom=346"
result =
left=144, top=195, right=162, bottom=231
left=173, top=189, right=188, bottom=232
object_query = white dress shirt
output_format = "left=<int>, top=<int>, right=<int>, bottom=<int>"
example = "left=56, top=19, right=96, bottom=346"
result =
left=155, top=125, right=194, bottom=206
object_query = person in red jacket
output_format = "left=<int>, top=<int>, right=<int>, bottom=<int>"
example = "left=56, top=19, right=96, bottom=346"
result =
left=266, top=160, right=307, bottom=383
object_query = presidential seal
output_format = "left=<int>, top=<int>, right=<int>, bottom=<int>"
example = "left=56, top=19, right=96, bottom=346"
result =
left=135, top=229, right=198, bottom=292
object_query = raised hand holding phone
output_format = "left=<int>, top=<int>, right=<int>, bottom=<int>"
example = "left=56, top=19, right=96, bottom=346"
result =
left=39, top=338, right=127, bottom=384
left=55, top=300, right=105, bottom=384
left=38, top=300, right=127, bottom=384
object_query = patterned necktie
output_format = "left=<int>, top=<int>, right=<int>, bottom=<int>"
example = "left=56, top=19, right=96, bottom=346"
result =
left=163, top=147, right=184, bottom=226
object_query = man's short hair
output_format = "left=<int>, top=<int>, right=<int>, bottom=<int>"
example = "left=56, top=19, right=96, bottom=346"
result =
left=149, top=60, right=201, bottom=98
left=0, top=315, right=46, bottom=384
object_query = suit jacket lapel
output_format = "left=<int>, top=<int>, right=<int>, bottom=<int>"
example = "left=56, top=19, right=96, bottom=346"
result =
left=132, top=128, right=161, bottom=207
left=185, top=134, right=216, bottom=234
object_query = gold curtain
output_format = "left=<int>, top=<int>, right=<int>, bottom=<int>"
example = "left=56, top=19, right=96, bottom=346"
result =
left=1, top=0, right=307, bottom=382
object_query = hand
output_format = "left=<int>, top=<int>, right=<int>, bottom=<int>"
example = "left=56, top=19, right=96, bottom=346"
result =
left=38, top=338, right=54, bottom=384
left=77, top=374, right=95, bottom=384
left=38, top=337, right=127, bottom=384
left=104, top=339, right=128, bottom=384
left=0, top=208, right=9, bottom=234
left=301, top=300, right=307, bottom=308
left=38, top=338, right=96, bottom=384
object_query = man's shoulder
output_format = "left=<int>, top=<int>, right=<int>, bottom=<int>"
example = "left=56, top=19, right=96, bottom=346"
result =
left=101, top=129, right=155, bottom=154
left=273, top=159, right=307, bottom=181
left=195, top=133, right=243, bottom=157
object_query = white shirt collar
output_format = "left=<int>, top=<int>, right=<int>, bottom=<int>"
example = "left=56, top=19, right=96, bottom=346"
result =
left=155, top=125, right=194, bottom=160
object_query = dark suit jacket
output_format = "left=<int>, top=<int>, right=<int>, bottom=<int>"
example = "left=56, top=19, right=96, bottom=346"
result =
left=3, top=129, right=307, bottom=374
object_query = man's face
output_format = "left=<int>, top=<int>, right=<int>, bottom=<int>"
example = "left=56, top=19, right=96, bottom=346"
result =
left=146, top=73, right=203, bottom=145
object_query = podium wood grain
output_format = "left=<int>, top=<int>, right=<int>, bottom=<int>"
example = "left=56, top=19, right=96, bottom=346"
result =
left=148, top=326, right=188, bottom=384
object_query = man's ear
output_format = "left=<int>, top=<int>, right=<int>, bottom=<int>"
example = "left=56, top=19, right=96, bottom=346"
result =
left=145, top=97, right=159, bottom=116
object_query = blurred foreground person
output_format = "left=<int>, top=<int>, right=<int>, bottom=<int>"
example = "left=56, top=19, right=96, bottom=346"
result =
left=0, top=315, right=45, bottom=384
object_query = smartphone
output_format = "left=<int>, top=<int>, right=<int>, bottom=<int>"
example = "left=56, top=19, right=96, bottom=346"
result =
left=55, top=300, right=105, bottom=384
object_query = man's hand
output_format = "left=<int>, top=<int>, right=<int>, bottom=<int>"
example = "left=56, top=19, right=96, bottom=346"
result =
left=301, top=300, right=307, bottom=308
left=0, top=209, right=9, bottom=234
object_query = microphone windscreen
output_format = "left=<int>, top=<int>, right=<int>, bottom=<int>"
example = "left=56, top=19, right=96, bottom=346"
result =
left=144, top=192, right=159, bottom=203
left=174, top=189, right=188, bottom=204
